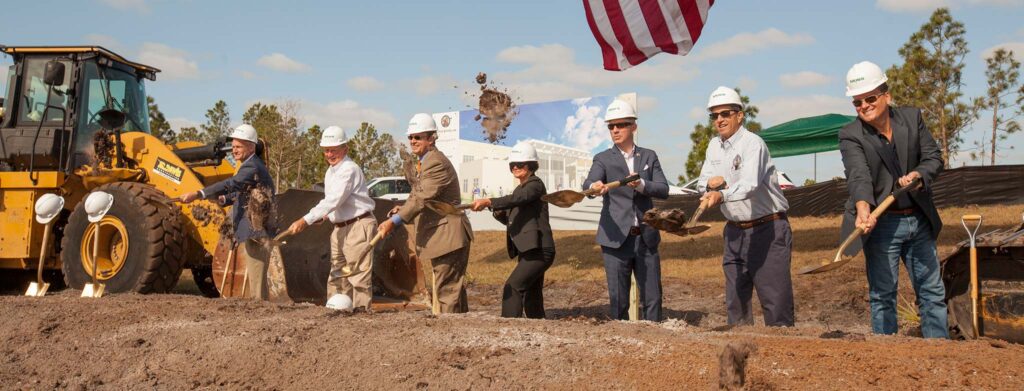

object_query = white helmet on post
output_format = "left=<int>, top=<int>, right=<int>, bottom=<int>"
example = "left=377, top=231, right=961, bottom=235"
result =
left=34, top=193, right=65, bottom=224
left=509, top=141, right=539, bottom=163
left=319, top=126, right=348, bottom=147
left=326, top=293, right=353, bottom=311
left=228, top=124, right=259, bottom=143
left=604, top=99, right=637, bottom=122
left=707, top=86, right=744, bottom=111
left=845, top=61, right=888, bottom=97
left=84, top=191, right=114, bottom=223
left=406, top=113, right=438, bottom=136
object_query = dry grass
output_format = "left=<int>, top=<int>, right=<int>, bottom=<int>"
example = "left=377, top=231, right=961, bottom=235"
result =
left=468, top=203, right=1024, bottom=286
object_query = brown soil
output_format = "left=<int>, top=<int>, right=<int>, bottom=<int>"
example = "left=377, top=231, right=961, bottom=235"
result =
left=91, top=130, right=115, bottom=170
left=3, top=205, right=1024, bottom=388
left=473, top=72, right=516, bottom=144
left=246, top=185, right=275, bottom=232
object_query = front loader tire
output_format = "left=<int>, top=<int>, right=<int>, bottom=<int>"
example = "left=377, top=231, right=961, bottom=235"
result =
left=61, top=182, right=185, bottom=293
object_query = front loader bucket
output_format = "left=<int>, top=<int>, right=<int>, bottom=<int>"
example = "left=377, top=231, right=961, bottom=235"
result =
left=942, top=223, right=1024, bottom=343
left=213, top=189, right=428, bottom=309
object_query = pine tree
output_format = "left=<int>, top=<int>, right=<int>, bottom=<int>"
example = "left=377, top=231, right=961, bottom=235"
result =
left=146, top=96, right=176, bottom=143
left=977, top=48, right=1023, bottom=165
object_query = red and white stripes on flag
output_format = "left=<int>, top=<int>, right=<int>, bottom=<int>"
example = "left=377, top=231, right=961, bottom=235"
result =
left=583, top=0, right=714, bottom=71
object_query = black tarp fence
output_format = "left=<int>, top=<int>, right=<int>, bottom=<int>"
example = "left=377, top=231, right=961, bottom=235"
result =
left=655, top=165, right=1024, bottom=221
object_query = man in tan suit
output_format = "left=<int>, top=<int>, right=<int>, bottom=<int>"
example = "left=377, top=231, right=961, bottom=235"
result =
left=378, top=113, right=474, bottom=313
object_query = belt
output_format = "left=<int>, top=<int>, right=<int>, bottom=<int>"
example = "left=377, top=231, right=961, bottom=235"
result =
left=885, top=207, right=915, bottom=215
left=629, top=226, right=643, bottom=236
left=334, top=211, right=372, bottom=228
left=728, top=212, right=787, bottom=230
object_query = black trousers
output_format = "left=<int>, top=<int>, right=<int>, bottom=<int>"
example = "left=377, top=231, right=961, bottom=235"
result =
left=502, top=248, right=555, bottom=318
left=602, top=234, right=662, bottom=321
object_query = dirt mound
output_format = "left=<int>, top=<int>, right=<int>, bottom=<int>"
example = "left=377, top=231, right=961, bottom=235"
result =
left=472, top=72, right=516, bottom=144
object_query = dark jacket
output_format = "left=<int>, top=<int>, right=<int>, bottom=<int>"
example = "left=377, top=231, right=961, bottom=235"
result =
left=202, top=155, right=277, bottom=242
left=583, top=145, right=670, bottom=249
left=490, top=175, right=554, bottom=258
left=839, top=106, right=944, bottom=239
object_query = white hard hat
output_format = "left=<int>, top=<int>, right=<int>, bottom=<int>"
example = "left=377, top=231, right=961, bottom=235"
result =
left=406, top=113, right=438, bottom=136
left=707, top=86, right=744, bottom=111
left=509, top=141, right=539, bottom=163
left=228, top=124, right=259, bottom=144
left=845, top=61, right=888, bottom=97
left=604, top=99, right=637, bottom=122
left=320, top=126, right=348, bottom=147
left=34, top=193, right=65, bottom=224
left=326, top=293, right=353, bottom=311
left=84, top=191, right=114, bottom=223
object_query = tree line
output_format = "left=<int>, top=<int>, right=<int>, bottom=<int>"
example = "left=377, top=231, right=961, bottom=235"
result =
left=681, top=7, right=1023, bottom=184
left=148, top=98, right=406, bottom=192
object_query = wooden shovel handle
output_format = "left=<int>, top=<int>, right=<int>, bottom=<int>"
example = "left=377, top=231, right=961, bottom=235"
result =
left=583, top=174, right=642, bottom=196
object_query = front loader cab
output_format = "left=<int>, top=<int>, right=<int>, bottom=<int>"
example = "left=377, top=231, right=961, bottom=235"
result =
left=0, top=45, right=159, bottom=174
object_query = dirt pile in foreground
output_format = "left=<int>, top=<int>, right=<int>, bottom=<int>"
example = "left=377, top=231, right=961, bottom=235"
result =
left=3, top=285, right=1023, bottom=389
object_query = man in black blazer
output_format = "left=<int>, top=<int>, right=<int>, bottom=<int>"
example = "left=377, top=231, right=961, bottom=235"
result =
left=839, top=61, right=947, bottom=338
left=180, top=124, right=276, bottom=300
left=584, top=99, right=670, bottom=321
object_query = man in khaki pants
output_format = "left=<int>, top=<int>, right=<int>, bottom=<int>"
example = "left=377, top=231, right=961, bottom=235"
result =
left=379, top=113, right=473, bottom=313
left=287, top=126, right=377, bottom=311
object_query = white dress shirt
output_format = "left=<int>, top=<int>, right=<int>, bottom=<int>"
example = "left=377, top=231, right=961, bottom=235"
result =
left=697, top=127, right=788, bottom=222
left=302, top=156, right=375, bottom=225
left=614, top=144, right=645, bottom=226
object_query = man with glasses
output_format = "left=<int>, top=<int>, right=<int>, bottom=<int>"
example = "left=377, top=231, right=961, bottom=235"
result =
left=697, top=86, right=793, bottom=327
left=584, top=98, right=669, bottom=321
left=839, top=61, right=947, bottom=338
left=378, top=113, right=474, bottom=313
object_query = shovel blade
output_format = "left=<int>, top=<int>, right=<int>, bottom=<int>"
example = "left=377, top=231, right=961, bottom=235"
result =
left=81, top=283, right=106, bottom=298
left=798, top=257, right=854, bottom=275
left=541, top=190, right=585, bottom=208
left=25, top=282, right=50, bottom=297
left=682, top=225, right=711, bottom=235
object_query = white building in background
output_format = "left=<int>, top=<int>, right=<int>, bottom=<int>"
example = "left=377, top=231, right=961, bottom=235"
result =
left=442, top=139, right=592, bottom=200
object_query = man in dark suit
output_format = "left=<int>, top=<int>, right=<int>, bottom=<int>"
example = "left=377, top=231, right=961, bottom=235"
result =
left=180, top=124, right=276, bottom=300
left=584, top=99, right=670, bottom=321
left=839, top=61, right=947, bottom=338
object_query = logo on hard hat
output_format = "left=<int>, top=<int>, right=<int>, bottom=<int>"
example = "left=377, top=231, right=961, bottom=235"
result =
left=849, top=77, right=864, bottom=83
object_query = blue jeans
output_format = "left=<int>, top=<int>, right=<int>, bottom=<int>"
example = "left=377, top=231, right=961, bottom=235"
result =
left=863, top=212, right=948, bottom=338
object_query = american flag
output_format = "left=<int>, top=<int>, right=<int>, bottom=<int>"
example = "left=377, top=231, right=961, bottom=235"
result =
left=583, top=0, right=714, bottom=71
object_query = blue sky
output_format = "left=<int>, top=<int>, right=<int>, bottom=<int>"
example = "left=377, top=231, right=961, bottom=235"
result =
left=2, top=0, right=1022, bottom=183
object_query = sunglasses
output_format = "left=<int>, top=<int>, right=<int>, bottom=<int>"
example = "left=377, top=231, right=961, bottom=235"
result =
left=509, top=162, right=529, bottom=169
left=852, top=92, right=885, bottom=108
left=407, top=134, right=427, bottom=141
left=606, top=122, right=634, bottom=130
left=708, top=110, right=739, bottom=121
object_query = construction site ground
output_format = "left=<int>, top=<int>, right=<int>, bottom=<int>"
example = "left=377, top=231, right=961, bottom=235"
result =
left=3, top=204, right=1024, bottom=389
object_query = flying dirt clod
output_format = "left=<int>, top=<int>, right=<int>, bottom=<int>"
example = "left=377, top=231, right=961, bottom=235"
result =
left=472, top=72, right=516, bottom=144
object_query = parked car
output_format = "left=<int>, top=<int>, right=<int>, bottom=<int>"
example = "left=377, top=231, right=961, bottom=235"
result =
left=673, top=171, right=796, bottom=195
left=366, top=176, right=412, bottom=201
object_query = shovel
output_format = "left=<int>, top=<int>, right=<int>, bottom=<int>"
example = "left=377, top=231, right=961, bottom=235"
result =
left=425, top=200, right=472, bottom=216
left=799, top=177, right=921, bottom=275
left=962, top=214, right=982, bottom=338
left=678, top=177, right=727, bottom=235
left=81, top=224, right=106, bottom=298
left=25, top=221, right=55, bottom=297
left=543, top=174, right=641, bottom=208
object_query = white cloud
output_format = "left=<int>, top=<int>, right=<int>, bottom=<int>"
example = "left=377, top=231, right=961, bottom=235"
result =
left=412, top=75, right=456, bottom=96
left=82, top=34, right=126, bottom=53
left=736, top=76, right=759, bottom=93
left=168, top=117, right=199, bottom=131
left=691, top=28, right=814, bottom=61
left=239, top=70, right=257, bottom=80
left=876, top=0, right=1021, bottom=13
left=347, top=76, right=384, bottom=92
left=756, top=95, right=852, bottom=126
left=688, top=106, right=706, bottom=121
left=562, top=100, right=609, bottom=152
left=982, top=42, right=1024, bottom=62
left=99, top=0, right=150, bottom=13
left=779, top=71, right=833, bottom=89
left=257, top=53, right=311, bottom=73
left=637, top=96, right=658, bottom=114
left=495, top=44, right=699, bottom=88
left=293, top=99, right=397, bottom=131
left=502, top=81, right=588, bottom=103
left=137, top=43, right=199, bottom=80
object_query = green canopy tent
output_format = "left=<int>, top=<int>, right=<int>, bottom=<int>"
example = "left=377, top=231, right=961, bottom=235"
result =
left=759, top=113, right=856, bottom=182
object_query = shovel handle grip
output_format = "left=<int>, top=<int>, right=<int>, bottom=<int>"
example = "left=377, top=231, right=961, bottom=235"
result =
left=584, top=174, right=642, bottom=196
